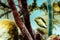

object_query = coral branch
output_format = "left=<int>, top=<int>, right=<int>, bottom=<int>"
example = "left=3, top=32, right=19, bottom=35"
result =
left=18, top=0, right=35, bottom=40
left=8, top=0, right=33, bottom=40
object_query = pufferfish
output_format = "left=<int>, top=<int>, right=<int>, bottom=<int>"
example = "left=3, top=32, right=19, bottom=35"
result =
left=0, top=19, right=18, bottom=40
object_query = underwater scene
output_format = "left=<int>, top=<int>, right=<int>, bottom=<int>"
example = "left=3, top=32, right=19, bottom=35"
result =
left=0, top=0, right=60, bottom=40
